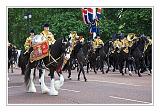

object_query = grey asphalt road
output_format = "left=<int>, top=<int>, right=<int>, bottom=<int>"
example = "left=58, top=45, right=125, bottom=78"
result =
left=8, top=67, right=152, bottom=105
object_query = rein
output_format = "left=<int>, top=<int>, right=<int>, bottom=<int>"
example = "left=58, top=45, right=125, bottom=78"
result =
left=45, top=50, right=63, bottom=67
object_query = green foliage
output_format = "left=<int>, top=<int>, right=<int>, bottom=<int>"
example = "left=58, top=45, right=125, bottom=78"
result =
left=8, top=8, right=152, bottom=49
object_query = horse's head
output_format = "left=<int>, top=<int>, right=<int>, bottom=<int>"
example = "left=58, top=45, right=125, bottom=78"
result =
left=61, top=37, right=72, bottom=63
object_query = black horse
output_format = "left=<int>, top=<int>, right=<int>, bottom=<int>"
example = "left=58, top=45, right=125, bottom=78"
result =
left=96, top=40, right=114, bottom=74
left=129, top=37, right=147, bottom=77
left=66, top=41, right=88, bottom=81
left=8, top=44, right=18, bottom=73
left=24, top=36, right=70, bottom=96
left=86, top=42, right=97, bottom=74
left=142, top=42, right=152, bottom=75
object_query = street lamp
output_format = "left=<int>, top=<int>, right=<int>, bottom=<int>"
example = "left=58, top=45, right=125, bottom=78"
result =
left=24, top=13, right=32, bottom=33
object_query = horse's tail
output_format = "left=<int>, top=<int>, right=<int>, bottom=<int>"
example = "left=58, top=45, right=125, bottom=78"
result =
left=24, top=64, right=36, bottom=88
left=18, top=54, right=22, bottom=67
left=24, top=65, right=31, bottom=88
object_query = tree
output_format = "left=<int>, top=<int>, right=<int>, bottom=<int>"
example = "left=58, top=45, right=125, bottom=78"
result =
left=8, top=8, right=152, bottom=49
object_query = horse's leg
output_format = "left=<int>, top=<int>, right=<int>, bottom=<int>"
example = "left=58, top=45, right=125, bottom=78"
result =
left=105, top=57, right=110, bottom=74
left=80, top=63, right=87, bottom=82
left=93, top=63, right=97, bottom=74
left=11, top=61, right=13, bottom=73
left=39, top=68, right=49, bottom=94
left=27, top=68, right=36, bottom=92
left=100, top=59, right=104, bottom=74
left=136, top=60, right=142, bottom=77
left=68, top=68, right=72, bottom=80
left=87, top=62, right=89, bottom=73
left=49, top=69, right=58, bottom=96
left=55, top=71, right=64, bottom=91
left=78, top=68, right=81, bottom=81
left=119, top=61, right=124, bottom=76
left=128, top=60, right=133, bottom=76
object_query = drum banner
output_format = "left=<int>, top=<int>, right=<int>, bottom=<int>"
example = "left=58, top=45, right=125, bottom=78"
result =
left=30, top=40, right=49, bottom=63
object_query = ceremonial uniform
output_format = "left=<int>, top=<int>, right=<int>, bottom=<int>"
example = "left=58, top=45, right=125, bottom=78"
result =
left=121, top=37, right=132, bottom=53
left=93, top=37, right=104, bottom=49
left=144, top=38, right=152, bottom=52
left=24, top=29, right=35, bottom=51
left=40, top=24, right=56, bottom=45
left=113, top=39, right=123, bottom=49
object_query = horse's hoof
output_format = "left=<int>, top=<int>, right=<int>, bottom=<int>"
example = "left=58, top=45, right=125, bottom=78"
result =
left=85, top=79, right=87, bottom=82
left=27, top=89, right=36, bottom=93
left=77, top=78, right=80, bottom=81
left=138, top=74, right=142, bottom=77
left=41, top=87, right=50, bottom=94
left=129, top=73, right=132, bottom=76
left=49, top=90, right=58, bottom=96
left=27, top=86, right=36, bottom=93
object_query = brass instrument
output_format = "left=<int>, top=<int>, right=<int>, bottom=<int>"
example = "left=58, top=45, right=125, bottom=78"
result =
left=127, top=33, right=137, bottom=41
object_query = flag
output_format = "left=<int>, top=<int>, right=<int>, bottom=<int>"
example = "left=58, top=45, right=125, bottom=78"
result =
left=96, top=8, right=102, bottom=20
left=87, top=8, right=94, bottom=23
left=81, top=8, right=89, bottom=24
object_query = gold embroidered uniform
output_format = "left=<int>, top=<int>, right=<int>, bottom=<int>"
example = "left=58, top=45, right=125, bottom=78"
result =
left=24, top=36, right=33, bottom=51
left=93, top=38, right=104, bottom=49
left=40, top=31, right=56, bottom=45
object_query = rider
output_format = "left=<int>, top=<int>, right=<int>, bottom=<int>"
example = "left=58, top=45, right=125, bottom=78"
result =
left=73, top=35, right=83, bottom=58
left=93, top=35, right=104, bottom=49
left=93, top=35, right=104, bottom=56
left=112, top=34, right=123, bottom=53
left=24, top=29, right=35, bottom=52
left=40, top=23, right=56, bottom=45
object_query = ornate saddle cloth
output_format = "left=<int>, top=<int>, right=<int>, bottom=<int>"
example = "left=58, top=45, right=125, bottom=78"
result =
left=30, top=40, right=49, bottom=63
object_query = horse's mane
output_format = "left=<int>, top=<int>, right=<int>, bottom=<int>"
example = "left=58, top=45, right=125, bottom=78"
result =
left=131, top=37, right=146, bottom=52
left=50, top=37, right=66, bottom=59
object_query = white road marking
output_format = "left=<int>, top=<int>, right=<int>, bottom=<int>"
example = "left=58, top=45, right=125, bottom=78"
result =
left=8, top=84, right=80, bottom=93
left=88, top=80, right=142, bottom=87
left=109, top=96, right=151, bottom=104
left=60, top=88, right=80, bottom=93
left=8, top=85, right=22, bottom=89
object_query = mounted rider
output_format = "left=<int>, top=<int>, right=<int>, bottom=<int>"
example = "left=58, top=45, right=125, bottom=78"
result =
left=93, top=35, right=104, bottom=49
left=112, top=33, right=123, bottom=53
left=93, top=35, right=104, bottom=56
left=29, top=23, right=56, bottom=64
left=40, top=23, right=56, bottom=45
left=24, top=29, right=35, bottom=53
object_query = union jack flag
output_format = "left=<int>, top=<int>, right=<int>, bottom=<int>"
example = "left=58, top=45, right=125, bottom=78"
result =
left=81, top=8, right=102, bottom=24
left=81, top=8, right=89, bottom=24
left=96, top=8, right=102, bottom=20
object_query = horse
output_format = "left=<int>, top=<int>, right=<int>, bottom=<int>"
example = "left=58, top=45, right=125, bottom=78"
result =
left=141, top=40, right=152, bottom=75
left=129, top=36, right=147, bottom=77
left=66, top=41, right=87, bottom=81
left=86, top=41, right=97, bottom=74
left=24, top=35, right=71, bottom=96
left=95, top=40, right=114, bottom=74
left=64, top=32, right=87, bottom=81
left=8, top=44, right=18, bottom=73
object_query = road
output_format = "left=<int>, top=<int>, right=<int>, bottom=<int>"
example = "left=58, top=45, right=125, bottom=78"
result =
left=8, top=67, right=152, bottom=105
